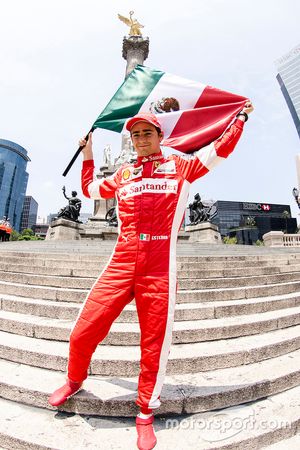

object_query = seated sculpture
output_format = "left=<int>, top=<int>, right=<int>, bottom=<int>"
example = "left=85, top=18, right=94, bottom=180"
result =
left=189, top=193, right=208, bottom=224
left=57, top=186, right=82, bottom=222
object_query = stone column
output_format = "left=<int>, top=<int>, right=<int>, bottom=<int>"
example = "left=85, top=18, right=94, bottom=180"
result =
left=122, top=35, right=149, bottom=78
left=82, top=163, right=118, bottom=240
left=83, top=34, right=150, bottom=239
left=90, top=35, right=149, bottom=223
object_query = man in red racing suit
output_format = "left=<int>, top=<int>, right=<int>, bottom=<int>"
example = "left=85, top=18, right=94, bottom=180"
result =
left=49, top=103, right=253, bottom=450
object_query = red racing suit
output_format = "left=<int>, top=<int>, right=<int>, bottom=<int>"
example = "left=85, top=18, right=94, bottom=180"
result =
left=68, top=118, right=245, bottom=410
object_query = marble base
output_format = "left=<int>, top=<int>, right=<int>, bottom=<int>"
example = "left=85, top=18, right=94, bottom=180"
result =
left=81, top=218, right=118, bottom=240
left=185, top=222, right=222, bottom=244
left=45, top=218, right=84, bottom=241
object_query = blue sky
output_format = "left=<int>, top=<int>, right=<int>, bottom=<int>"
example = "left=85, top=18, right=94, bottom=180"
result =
left=1, top=0, right=300, bottom=220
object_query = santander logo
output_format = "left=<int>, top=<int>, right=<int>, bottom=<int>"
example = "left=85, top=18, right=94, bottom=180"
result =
left=118, top=178, right=178, bottom=199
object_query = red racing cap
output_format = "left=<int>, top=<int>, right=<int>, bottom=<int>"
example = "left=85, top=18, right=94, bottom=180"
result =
left=126, top=113, right=162, bottom=132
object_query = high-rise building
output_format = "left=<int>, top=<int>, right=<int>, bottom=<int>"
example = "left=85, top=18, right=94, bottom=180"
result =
left=275, top=44, right=300, bottom=139
left=210, top=200, right=296, bottom=244
left=0, top=139, right=30, bottom=231
left=20, top=196, right=38, bottom=231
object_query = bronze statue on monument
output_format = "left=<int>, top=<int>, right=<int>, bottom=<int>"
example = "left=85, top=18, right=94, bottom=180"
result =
left=118, top=11, right=144, bottom=36
left=188, top=193, right=217, bottom=224
left=56, top=186, right=82, bottom=223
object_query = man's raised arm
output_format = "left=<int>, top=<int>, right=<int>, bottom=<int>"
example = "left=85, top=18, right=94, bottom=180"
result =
left=174, top=101, right=254, bottom=183
left=80, top=133, right=118, bottom=200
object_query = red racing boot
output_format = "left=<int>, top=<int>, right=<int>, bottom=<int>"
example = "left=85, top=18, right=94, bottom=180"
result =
left=136, top=415, right=157, bottom=450
left=48, top=379, right=82, bottom=406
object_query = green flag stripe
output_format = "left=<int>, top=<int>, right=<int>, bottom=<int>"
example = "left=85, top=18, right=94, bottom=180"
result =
left=92, top=65, right=165, bottom=133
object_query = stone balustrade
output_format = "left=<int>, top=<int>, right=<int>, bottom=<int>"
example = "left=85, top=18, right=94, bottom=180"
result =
left=263, top=230, right=300, bottom=247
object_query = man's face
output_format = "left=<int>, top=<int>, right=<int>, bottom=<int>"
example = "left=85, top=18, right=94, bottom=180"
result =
left=130, top=122, right=163, bottom=157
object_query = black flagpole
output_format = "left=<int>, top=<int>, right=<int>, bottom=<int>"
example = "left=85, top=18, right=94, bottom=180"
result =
left=62, top=127, right=95, bottom=177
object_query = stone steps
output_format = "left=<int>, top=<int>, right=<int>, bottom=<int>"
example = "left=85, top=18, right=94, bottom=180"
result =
left=0, top=255, right=295, bottom=272
left=263, top=435, right=300, bottom=449
left=178, top=259, right=300, bottom=270
left=4, top=245, right=300, bottom=257
left=2, top=292, right=300, bottom=322
left=1, top=306, right=300, bottom=345
left=1, top=348, right=300, bottom=417
left=1, top=269, right=300, bottom=290
left=2, top=251, right=300, bottom=266
left=1, top=256, right=285, bottom=272
left=1, top=279, right=300, bottom=304
left=1, top=385, right=300, bottom=449
left=1, top=244, right=300, bottom=447
left=4, top=261, right=300, bottom=279
left=1, top=324, right=300, bottom=377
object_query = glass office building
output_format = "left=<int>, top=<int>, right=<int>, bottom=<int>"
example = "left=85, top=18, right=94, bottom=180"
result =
left=210, top=200, right=297, bottom=244
left=0, top=139, right=30, bottom=232
left=20, top=196, right=38, bottom=231
left=275, top=44, right=300, bottom=139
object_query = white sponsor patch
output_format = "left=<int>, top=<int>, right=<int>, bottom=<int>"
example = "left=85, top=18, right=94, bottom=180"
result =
left=154, top=160, right=176, bottom=174
left=131, top=166, right=143, bottom=179
left=119, top=178, right=178, bottom=199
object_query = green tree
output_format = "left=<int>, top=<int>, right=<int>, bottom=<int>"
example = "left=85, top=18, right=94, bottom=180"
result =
left=10, top=230, right=20, bottom=241
left=255, top=239, right=264, bottom=246
left=17, top=228, right=43, bottom=241
left=223, top=236, right=237, bottom=244
left=21, top=228, right=35, bottom=236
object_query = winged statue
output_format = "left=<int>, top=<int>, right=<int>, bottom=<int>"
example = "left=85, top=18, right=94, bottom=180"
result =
left=118, top=11, right=144, bottom=36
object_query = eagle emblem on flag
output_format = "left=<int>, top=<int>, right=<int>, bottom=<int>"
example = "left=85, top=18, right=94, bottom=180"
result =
left=150, top=97, right=180, bottom=114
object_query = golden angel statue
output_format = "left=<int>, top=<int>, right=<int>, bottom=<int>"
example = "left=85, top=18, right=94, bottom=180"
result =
left=118, top=11, right=144, bottom=36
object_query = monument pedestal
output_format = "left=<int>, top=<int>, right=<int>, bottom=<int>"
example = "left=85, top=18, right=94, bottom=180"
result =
left=46, top=218, right=84, bottom=241
left=81, top=218, right=118, bottom=240
left=185, top=222, right=222, bottom=244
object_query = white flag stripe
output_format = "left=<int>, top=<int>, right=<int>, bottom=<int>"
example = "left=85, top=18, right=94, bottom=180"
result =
left=88, top=179, right=105, bottom=199
left=140, top=73, right=206, bottom=137
left=141, top=72, right=206, bottom=111
left=195, top=143, right=225, bottom=171
left=122, top=72, right=207, bottom=137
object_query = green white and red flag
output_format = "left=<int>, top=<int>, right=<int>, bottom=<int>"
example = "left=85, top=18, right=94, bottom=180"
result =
left=92, top=65, right=247, bottom=154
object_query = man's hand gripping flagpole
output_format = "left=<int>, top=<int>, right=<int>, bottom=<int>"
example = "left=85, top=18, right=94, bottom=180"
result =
left=62, top=127, right=95, bottom=177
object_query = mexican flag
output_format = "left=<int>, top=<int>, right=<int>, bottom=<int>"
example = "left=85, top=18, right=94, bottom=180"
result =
left=92, top=65, right=247, bottom=154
